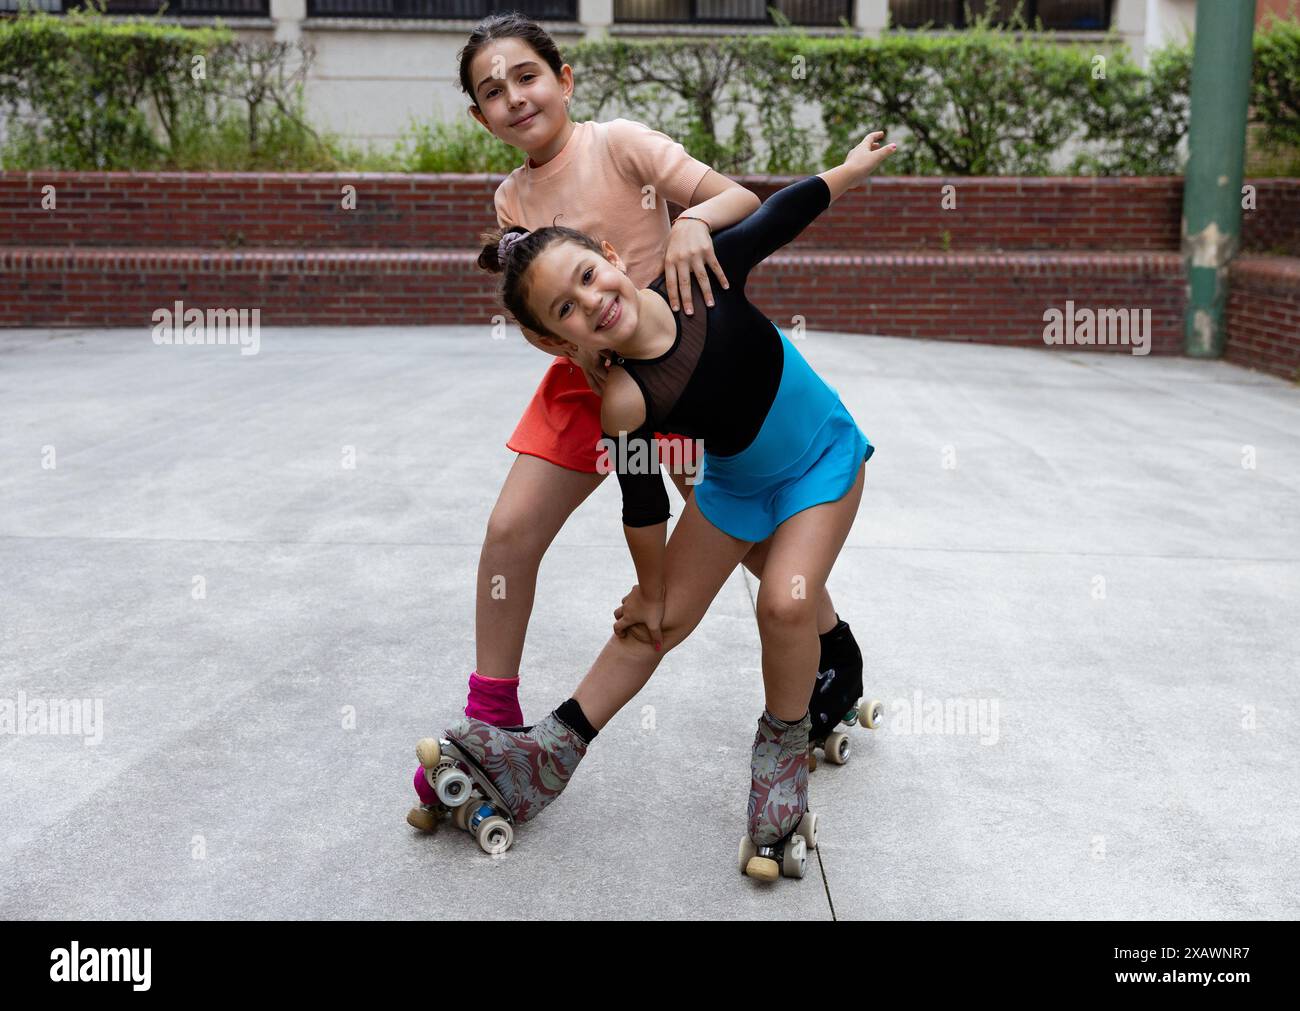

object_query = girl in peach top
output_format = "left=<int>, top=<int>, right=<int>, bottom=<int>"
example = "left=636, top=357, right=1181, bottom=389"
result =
left=411, top=15, right=866, bottom=808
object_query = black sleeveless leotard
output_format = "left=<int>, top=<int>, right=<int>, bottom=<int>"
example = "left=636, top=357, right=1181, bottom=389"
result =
left=602, top=174, right=833, bottom=527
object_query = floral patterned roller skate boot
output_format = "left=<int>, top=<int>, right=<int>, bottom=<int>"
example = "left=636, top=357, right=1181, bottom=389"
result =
left=407, top=709, right=588, bottom=855
left=740, top=709, right=819, bottom=882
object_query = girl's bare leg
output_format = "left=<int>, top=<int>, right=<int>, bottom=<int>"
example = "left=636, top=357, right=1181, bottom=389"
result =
left=739, top=536, right=840, bottom=634
left=437, top=467, right=866, bottom=828
left=476, top=454, right=606, bottom=679
left=572, top=492, right=753, bottom=729
left=754, top=463, right=868, bottom=721
left=667, top=471, right=840, bottom=636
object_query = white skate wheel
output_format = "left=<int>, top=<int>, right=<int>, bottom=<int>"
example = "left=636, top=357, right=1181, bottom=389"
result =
left=825, top=731, right=851, bottom=765
left=860, top=700, right=884, bottom=730
left=406, top=806, right=438, bottom=833
left=415, top=738, right=441, bottom=768
left=745, top=856, right=780, bottom=882
left=453, top=797, right=477, bottom=832
left=435, top=765, right=473, bottom=806
left=476, top=815, right=513, bottom=855
left=796, top=810, right=819, bottom=851
left=781, top=834, right=807, bottom=878
left=738, top=835, right=757, bottom=874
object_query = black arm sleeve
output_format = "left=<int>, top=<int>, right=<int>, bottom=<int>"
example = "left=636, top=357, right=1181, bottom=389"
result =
left=602, top=427, right=671, bottom=528
left=711, top=174, right=832, bottom=290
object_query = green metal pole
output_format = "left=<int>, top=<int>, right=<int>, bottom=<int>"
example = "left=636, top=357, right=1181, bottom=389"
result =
left=1182, top=0, right=1257, bottom=358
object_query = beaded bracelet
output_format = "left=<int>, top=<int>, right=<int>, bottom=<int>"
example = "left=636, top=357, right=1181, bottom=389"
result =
left=672, top=214, right=711, bottom=230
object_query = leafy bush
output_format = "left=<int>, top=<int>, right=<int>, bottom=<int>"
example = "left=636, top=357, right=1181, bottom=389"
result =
left=1253, top=8, right=1300, bottom=171
left=568, top=3, right=1195, bottom=176
left=0, top=4, right=355, bottom=170
left=1, top=1, right=1296, bottom=175
left=392, top=116, right=520, bottom=174
left=0, top=4, right=229, bottom=169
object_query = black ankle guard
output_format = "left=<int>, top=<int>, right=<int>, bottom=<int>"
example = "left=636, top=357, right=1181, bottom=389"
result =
left=554, top=698, right=598, bottom=745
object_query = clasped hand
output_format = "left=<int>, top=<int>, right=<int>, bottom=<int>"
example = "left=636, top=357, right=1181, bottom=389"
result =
left=613, top=583, right=665, bottom=651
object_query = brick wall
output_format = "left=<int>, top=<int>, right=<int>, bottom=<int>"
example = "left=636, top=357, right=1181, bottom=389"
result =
left=0, top=171, right=1296, bottom=375
left=5, top=172, right=1297, bottom=254
left=1227, top=257, right=1300, bottom=381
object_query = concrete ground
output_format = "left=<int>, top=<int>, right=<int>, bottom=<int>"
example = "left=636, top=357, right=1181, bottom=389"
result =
left=0, top=325, right=1297, bottom=920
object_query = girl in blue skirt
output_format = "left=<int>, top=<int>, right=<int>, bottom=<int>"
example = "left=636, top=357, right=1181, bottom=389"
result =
left=437, top=130, right=895, bottom=876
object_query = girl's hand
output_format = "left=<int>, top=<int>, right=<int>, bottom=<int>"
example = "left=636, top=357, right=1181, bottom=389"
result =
left=570, top=345, right=610, bottom=396
left=844, top=130, right=897, bottom=179
left=613, top=583, right=666, bottom=651
left=663, top=217, right=729, bottom=317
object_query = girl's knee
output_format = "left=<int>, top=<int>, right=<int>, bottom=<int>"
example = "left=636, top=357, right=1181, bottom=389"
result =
left=756, top=592, right=818, bottom=635
left=484, top=507, right=548, bottom=561
left=660, top=598, right=710, bottom=652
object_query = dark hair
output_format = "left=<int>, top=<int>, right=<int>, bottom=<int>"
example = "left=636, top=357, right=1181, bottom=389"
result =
left=477, top=222, right=606, bottom=339
left=457, top=12, right=566, bottom=109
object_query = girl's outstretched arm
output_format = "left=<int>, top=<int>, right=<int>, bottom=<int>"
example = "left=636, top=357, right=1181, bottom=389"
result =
left=818, top=131, right=896, bottom=201
left=710, top=130, right=897, bottom=291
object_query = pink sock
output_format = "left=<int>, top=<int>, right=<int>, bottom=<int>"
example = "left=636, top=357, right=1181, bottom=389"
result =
left=412, top=672, right=523, bottom=804
left=465, top=670, right=523, bottom=726
left=413, top=765, right=437, bottom=805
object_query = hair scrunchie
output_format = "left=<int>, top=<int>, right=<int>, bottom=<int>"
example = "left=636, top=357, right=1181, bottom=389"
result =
left=498, top=230, right=529, bottom=265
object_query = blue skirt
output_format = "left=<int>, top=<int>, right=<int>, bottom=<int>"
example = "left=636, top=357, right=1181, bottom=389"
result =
left=693, top=325, right=874, bottom=542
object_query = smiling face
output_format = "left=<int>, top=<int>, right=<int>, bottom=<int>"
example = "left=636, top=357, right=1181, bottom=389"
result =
left=522, top=238, right=639, bottom=355
left=467, top=37, right=572, bottom=148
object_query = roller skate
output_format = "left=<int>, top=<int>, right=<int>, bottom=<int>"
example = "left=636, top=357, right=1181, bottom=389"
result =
left=739, top=709, right=818, bottom=882
left=406, top=733, right=524, bottom=854
left=406, top=703, right=591, bottom=854
left=807, top=618, right=884, bottom=773
left=407, top=670, right=526, bottom=835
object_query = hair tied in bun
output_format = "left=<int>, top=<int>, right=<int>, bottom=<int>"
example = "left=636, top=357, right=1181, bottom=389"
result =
left=498, top=230, right=529, bottom=265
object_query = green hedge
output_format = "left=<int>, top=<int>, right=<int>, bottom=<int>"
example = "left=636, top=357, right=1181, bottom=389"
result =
left=567, top=8, right=1298, bottom=177
left=0, top=6, right=371, bottom=171
left=0, top=7, right=229, bottom=169
left=2, top=4, right=1297, bottom=174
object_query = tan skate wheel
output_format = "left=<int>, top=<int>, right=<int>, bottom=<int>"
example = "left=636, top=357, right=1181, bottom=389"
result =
left=738, top=835, right=757, bottom=874
left=745, top=856, right=780, bottom=882
left=435, top=765, right=473, bottom=807
left=825, top=731, right=851, bottom=765
left=807, top=749, right=818, bottom=773
left=406, top=806, right=438, bottom=833
left=781, top=834, right=808, bottom=879
left=476, top=815, right=513, bottom=855
left=796, top=810, right=819, bottom=851
left=453, top=797, right=477, bottom=832
left=860, top=699, right=884, bottom=730
left=415, top=738, right=441, bottom=768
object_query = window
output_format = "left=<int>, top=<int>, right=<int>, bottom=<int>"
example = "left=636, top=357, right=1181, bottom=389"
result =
left=305, top=0, right=577, bottom=18
left=0, top=0, right=272, bottom=13
left=615, top=0, right=852, bottom=26
left=890, top=0, right=1113, bottom=31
